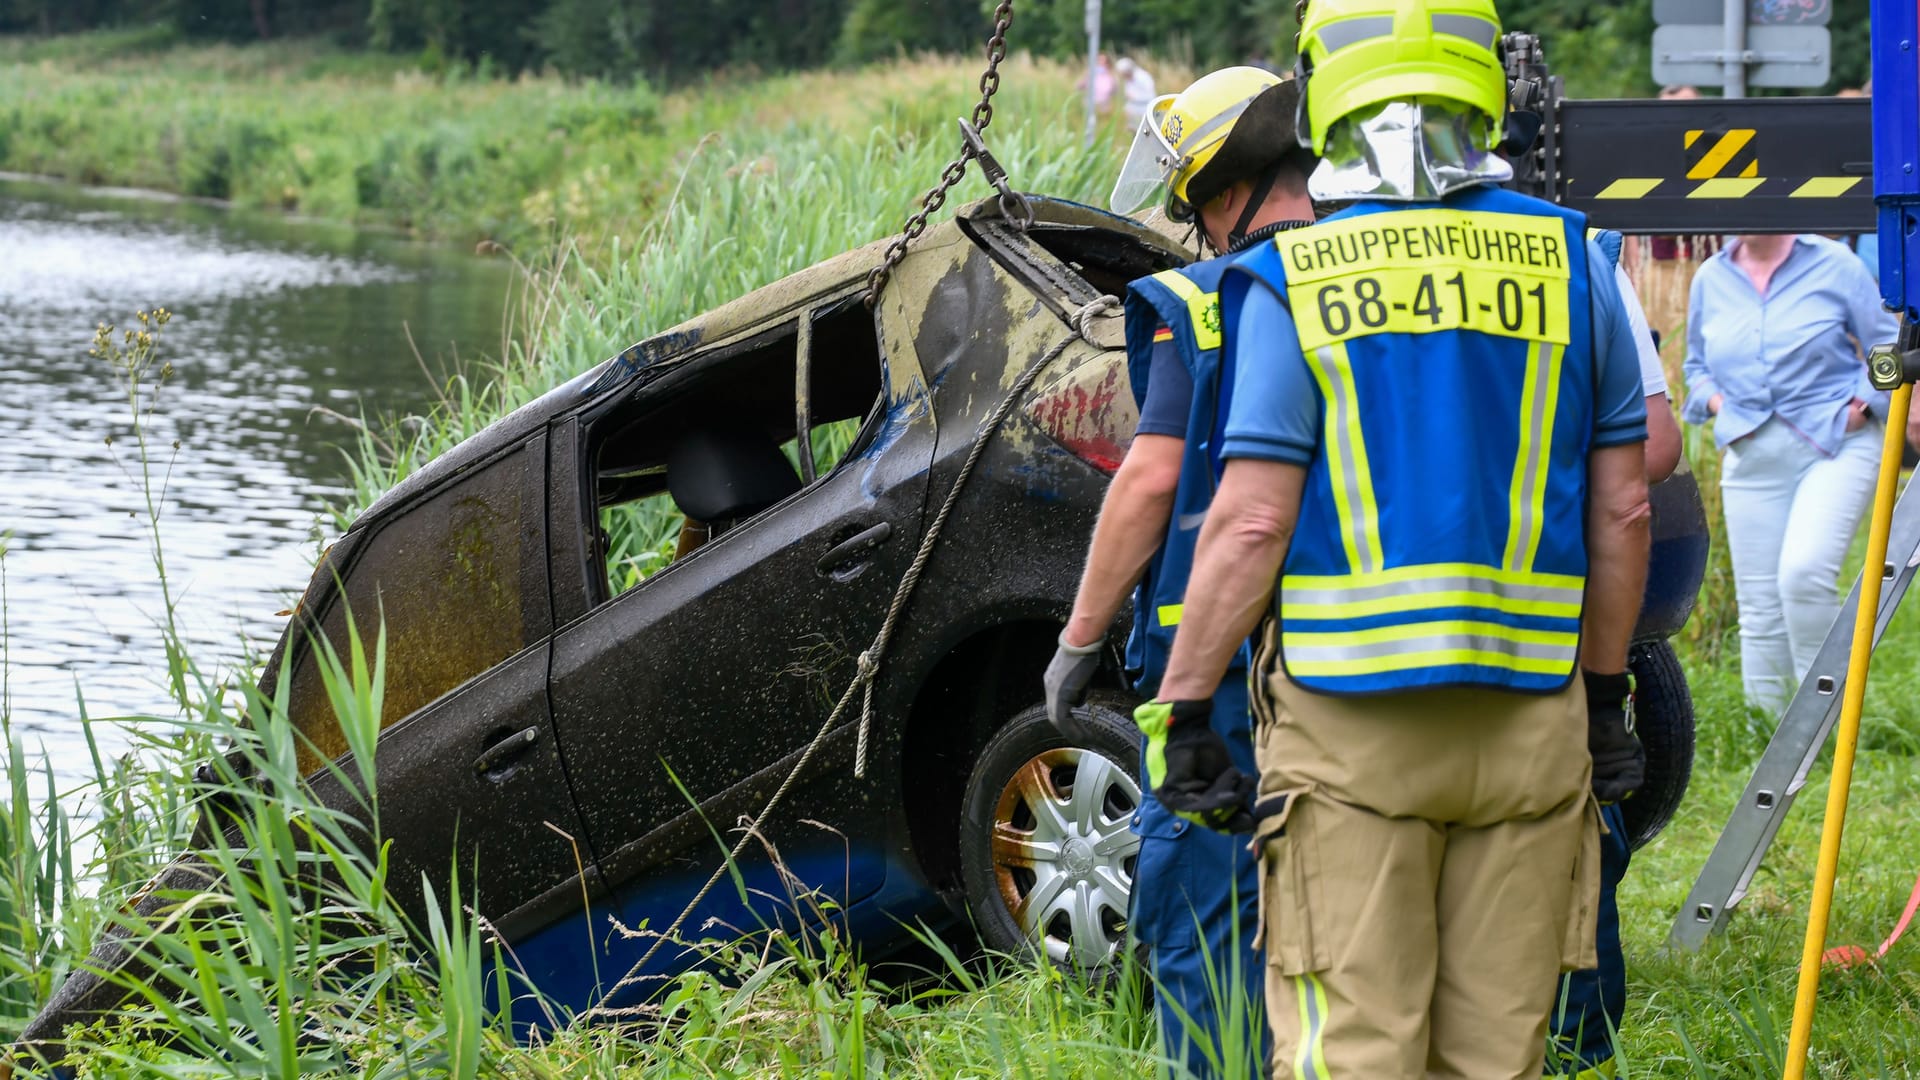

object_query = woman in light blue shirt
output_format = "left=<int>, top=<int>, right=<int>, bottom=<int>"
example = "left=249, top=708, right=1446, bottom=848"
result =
left=1684, top=233, right=1900, bottom=711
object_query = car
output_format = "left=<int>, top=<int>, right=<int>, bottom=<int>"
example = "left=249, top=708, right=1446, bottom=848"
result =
left=23, top=194, right=1710, bottom=1053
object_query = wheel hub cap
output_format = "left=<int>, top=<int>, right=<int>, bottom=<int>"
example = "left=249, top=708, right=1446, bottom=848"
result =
left=990, top=746, right=1142, bottom=969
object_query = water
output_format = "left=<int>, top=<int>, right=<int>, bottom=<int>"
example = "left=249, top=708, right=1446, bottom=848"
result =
left=0, top=177, right=513, bottom=788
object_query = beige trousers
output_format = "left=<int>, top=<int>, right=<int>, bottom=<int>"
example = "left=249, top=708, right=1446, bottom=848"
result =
left=1248, top=624, right=1600, bottom=1080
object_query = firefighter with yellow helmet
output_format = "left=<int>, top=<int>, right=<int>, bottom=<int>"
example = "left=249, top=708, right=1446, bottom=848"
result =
left=1050, top=65, right=1318, bottom=1076
left=1139, top=0, right=1653, bottom=1074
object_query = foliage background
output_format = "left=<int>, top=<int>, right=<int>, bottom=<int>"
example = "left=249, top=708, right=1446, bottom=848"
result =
left=0, top=0, right=1878, bottom=94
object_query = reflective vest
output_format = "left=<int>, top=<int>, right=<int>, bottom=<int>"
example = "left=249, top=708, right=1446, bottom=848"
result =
left=1222, top=184, right=1598, bottom=696
left=1121, top=259, right=1251, bottom=694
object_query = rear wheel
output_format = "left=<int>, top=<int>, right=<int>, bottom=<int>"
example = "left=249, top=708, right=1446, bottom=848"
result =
left=958, top=696, right=1143, bottom=970
left=1623, top=638, right=1694, bottom=851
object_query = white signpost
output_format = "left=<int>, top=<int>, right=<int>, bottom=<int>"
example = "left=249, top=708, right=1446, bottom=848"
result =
left=1653, top=0, right=1833, bottom=95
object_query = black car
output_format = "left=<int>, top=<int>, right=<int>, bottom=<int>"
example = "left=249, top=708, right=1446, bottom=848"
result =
left=26, top=195, right=1709, bottom=1048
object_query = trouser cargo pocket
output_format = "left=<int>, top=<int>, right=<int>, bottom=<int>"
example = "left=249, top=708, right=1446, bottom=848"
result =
left=1253, top=785, right=1327, bottom=973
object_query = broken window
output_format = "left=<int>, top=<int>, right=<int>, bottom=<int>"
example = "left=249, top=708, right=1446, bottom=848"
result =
left=590, top=297, right=885, bottom=600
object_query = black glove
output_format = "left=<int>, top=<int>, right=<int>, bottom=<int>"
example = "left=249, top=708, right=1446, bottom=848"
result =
left=1135, top=699, right=1257, bottom=834
left=1043, top=633, right=1104, bottom=743
left=1584, top=669, right=1644, bottom=804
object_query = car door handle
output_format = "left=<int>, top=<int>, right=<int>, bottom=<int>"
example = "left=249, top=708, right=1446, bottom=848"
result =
left=473, top=726, right=541, bottom=775
left=817, top=522, right=893, bottom=574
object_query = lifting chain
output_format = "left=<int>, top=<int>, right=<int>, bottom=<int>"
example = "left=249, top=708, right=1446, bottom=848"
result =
left=863, top=0, right=1016, bottom=309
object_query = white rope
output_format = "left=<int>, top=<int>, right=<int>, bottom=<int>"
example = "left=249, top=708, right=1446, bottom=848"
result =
left=585, top=296, right=1120, bottom=1017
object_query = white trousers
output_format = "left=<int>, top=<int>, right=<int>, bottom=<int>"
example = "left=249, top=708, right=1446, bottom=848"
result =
left=1720, top=417, right=1882, bottom=713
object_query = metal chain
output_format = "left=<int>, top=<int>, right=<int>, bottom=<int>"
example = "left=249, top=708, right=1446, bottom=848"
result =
left=863, top=0, right=1015, bottom=309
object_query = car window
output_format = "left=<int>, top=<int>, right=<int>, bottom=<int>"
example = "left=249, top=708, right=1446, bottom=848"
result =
left=590, top=297, right=883, bottom=600
left=285, top=446, right=538, bottom=772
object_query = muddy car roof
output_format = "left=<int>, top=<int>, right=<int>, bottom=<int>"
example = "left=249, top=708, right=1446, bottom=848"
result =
left=354, top=196, right=1176, bottom=528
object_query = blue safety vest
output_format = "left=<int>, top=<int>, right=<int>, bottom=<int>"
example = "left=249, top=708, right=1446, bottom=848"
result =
left=1121, top=258, right=1252, bottom=694
left=1221, top=184, right=1598, bottom=696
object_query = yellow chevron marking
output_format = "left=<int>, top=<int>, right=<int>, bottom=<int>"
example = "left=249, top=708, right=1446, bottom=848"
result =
left=1790, top=176, right=1864, bottom=198
left=1684, top=129, right=1704, bottom=149
left=1686, top=128, right=1757, bottom=180
left=1689, top=178, right=1767, bottom=198
left=1740, top=159, right=1758, bottom=179
left=1594, top=178, right=1663, bottom=199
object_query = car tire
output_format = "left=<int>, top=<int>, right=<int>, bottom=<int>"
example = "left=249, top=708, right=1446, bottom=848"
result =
left=1622, top=638, right=1694, bottom=852
left=958, top=695, right=1144, bottom=972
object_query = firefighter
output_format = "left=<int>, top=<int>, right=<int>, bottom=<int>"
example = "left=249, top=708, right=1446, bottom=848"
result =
left=1044, top=66, right=1319, bottom=1077
left=1141, top=0, right=1653, bottom=1074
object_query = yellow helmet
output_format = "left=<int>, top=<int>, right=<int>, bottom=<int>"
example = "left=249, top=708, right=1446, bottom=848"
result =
left=1295, top=0, right=1506, bottom=154
left=1111, top=66, right=1290, bottom=219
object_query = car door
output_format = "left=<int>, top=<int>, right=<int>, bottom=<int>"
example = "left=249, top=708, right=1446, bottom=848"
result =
left=288, top=434, right=603, bottom=995
left=545, top=298, right=933, bottom=993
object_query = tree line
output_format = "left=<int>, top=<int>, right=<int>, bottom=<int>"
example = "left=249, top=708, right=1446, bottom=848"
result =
left=0, top=0, right=1870, bottom=94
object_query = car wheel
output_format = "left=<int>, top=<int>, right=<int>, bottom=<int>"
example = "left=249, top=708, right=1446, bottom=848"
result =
left=1623, top=638, right=1694, bottom=852
left=958, top=696, right=1144, bottom=971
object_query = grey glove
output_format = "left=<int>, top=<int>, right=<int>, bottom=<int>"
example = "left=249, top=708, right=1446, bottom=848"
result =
left=1044, top=632, right=1104, bottom=743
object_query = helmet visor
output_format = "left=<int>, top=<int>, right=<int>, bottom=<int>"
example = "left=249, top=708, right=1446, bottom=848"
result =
left=1109, top=95, right=1183, bottom=214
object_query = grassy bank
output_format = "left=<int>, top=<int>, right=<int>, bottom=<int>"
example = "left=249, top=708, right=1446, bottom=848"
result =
left=0, top=32, right=1135, bottom=251
left=5, top=38, right=1920, bottom=1078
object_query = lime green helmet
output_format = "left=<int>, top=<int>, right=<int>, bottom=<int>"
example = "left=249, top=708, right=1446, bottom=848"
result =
left=1296, top=0, right=1506, bottom=154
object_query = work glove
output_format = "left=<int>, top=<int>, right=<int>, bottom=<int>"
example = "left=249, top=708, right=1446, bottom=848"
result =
left=1134, top=699, right=1257, bottom=834
left=1043, top=632, right=1104, bottom=744
left=1584, top=669, right=1645, bottom=804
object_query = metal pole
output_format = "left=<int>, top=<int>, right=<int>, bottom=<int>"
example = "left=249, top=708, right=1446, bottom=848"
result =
left=1085, top=0, right=1101, bottom=148
left=1722, top=0, right=1747, bottom=97
left=1779, top=381, right=1915, bottom=1080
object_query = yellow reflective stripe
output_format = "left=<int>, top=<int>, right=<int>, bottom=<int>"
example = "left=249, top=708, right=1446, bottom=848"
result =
left=1282, top=590, right=1582, bottom=620
left=1150, top=269, right=1222, bottom=352
left=1285, top=648, right=1575, bottom=677
left=1284, top=619, right=1577, bottom=649
left=1157, top=603, right=1183, bottom=627
left=1593, top=178, right=1661, bottom=199
left=1291, top=973, right=1330, bottom=1080
left=1688, top=177, right=1767, bottom=198
left=1304, top=342, right=1383, bottom=575
left=1503, top=340, right=1564, bottom=572
left=1283, top=562, right=1584, bottom=592
left=1790, top=176, right=1863, bottom=198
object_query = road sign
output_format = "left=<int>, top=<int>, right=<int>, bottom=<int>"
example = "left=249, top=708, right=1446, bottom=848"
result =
left=1655, top=0, right=1831, bottom=26
left=1653, top=24, right=1832, bottom=88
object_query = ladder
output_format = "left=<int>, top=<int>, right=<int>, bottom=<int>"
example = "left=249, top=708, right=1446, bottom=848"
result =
left=1669, top=472, right=1920, bottom=950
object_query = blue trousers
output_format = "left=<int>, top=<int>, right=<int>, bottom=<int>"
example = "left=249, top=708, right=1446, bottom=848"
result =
left=1131, top=679, right=1266, bottom=1079
left=1549, top=802, right=1631, bottom=1077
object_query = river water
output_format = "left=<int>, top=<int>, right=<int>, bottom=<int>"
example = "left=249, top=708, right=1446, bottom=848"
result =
left=0, top=177, right=513, bottom=789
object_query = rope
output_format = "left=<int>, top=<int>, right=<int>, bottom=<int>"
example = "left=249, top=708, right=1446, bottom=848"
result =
left=585, top=296, right=1121, bottom=1017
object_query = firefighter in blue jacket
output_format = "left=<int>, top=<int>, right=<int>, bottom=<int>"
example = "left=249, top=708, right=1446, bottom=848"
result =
left=1143, top=0, right=1653, bottom=1074
left=1042, top=67, right=1318, bottom=1078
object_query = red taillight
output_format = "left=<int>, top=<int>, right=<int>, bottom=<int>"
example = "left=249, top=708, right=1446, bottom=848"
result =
left=1025, top=354, right=1136, bottom=475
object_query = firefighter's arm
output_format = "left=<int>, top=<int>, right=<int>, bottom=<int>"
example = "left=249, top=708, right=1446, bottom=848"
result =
left=1062, top=434, right=1184, bottom=646
left=1645, top=392, right=1681, bottom=484
left=1155, top=457, right=1305, bottom=702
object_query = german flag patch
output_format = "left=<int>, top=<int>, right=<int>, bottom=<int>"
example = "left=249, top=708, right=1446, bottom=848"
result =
left=1152, top=326, right=1175, bottom=343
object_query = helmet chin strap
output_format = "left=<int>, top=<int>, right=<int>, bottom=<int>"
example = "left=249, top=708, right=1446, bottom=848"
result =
left=1225, top=162, right=1286, bottom=251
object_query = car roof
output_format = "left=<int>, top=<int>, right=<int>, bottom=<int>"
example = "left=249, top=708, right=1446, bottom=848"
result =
left=353, top=196, right=1173, bottom=529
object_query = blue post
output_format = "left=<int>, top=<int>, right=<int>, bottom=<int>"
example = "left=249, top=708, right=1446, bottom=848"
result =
left=1873, top=0, right=1920, bottom=316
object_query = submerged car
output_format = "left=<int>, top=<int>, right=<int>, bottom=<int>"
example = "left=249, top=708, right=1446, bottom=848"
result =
left=25, top=195, right=1710, bottom=1050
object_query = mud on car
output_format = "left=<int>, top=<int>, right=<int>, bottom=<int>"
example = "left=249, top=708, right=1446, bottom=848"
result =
left=25, top=195, right=1710, bottom=1048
